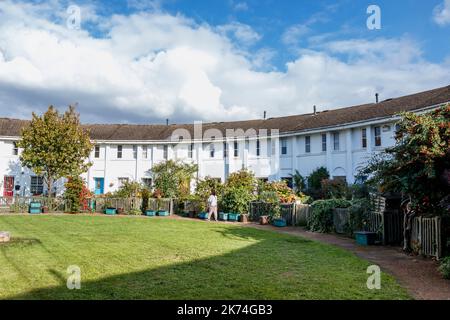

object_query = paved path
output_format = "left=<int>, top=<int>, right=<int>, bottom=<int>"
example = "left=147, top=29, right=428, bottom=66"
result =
left=244, top=223, right=450, bottom=300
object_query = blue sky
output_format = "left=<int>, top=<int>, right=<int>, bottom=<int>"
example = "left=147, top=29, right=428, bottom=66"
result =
left=0, top=0, right=449, bottom=123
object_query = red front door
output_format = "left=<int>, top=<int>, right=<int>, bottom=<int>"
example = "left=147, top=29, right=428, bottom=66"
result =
left=3, top=176, right=14, bottom=197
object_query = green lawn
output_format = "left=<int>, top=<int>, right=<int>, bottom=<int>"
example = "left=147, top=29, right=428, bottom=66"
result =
left=0, top=215, right=410, bottom=300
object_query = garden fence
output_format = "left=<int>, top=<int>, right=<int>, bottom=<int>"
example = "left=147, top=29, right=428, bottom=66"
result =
left=410, top=216, right=443, bottom=259
left=249, top=201, right=311, bottom=226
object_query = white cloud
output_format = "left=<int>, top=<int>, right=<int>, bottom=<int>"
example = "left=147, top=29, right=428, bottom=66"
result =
left=433, top=0, right=450, bottom=26
left=281, top=24, right=311, bottom=46
left=0, top=0, right=449, bottom=124
left=233, top=2, right=249, bottom=12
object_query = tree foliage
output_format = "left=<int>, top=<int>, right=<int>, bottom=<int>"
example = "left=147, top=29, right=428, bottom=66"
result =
left=290, top=170, right=306, bottom=194
left=362, top=105, right=450, bottom=214
left=152, top=160, right=198, bottom=198
left=18, top=106, right=93, bottom=196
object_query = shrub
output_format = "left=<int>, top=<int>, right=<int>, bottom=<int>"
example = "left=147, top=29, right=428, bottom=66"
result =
left=290, top=170, right=306, bottom=194
left=222, top=186, right=255, bottom=214
left=64, top=176, right=91, bottom=213
left=345, top=198, right=373, bottom=235
left=321, top=179, right=351, bottom=199
left=114, top=181, right=142, bottom=198
left=128, top=208, right=143, bottom=216
left=225, top=169, right=257, bottom=193
left=152, top=160, right=198, bottom=199
left=258, top=191, right=281, bottom=218
left=307, top=199, right=352, bottom=233
left=195, top=177, right=224, bottom=212
left=141, top=188, right=151, bottom=212
left=306, top=167, right=330, bottom=199
left=259, top=180, right=297, bottom=204
left=439, top=256, right=450, bottom=279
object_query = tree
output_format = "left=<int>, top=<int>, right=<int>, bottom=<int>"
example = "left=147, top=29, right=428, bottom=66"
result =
left=151, top=160, right=198, bottom=198
left=290, top=170, right=306, bottom=194
left=306, top=167, right=330, bottom=199
left=17, top=106, right=93, bottom=197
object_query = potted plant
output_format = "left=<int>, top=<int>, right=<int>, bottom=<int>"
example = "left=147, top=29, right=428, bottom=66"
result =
left=227, top=212, right=241, bottom=222
left=145, top=210, right=156, bottom=217
left=117, top=207, right=125, bottom=215
left=219, top=212, right=228, bottom=221
left=105, top=207, right=117, bottom=215
left=198, top=212, right=209, bottom=220
left=239, top=213, right=249, bottom=223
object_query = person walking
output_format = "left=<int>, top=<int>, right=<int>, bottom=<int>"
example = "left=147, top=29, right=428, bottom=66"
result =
left=207, top=190, right=218, bottom=222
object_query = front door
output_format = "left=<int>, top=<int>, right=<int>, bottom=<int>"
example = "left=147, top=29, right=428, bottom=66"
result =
left=3, top=176, right=14, bottom=197
left=94, top=178, right=104, bottom=195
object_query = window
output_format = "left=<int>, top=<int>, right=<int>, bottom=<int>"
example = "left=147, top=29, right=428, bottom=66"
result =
left=281, top=138, right=288, bottom=155
left=374, top=127, right=382, bottom=147
left=256, top=138, right=260, bottom=157
left=305, top=136, right=311, bottom=153
left=142, top=178, right=152, bottom=189
left=117, top=145, right=123, bottom=159
left=361, top=129, right=367, bottom=148
left=118, top=177, right=129, bottom=188
left=188, top=143, right=194, bottom=159
left=30, top=176, right=44, bottom=196
left=210, top=143, right=215, bottom=158
left=233, top=139, right=239, bottom=157
left=163, top=145, right=168, bottom=160
left=13, top=142, right=18, bottom=156
left=133, top=145, right=137, bottom=159
left=223, top=142, right=228, bottom=158
left=333, top=132, right=340, bottom=151
left=142, top=146, right=148, bottom=159
left=94, top=145, right=100, bottom=158
left=322, top=134, right=327, bottom=152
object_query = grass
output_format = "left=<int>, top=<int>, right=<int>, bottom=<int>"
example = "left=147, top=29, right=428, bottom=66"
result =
left=0, top=215, right=410, bottom=300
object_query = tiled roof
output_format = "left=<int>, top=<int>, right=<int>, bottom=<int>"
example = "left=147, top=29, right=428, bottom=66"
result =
left=1, top=85, right=449, bottom=141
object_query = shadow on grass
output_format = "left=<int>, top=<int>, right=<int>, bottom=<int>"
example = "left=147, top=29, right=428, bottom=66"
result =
left=5, top=226, right=406, bottom=300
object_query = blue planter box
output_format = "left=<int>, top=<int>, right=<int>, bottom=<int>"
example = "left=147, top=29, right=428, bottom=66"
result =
left=198, top=212, right=209, bottom=220
left=355, top=231, right=377, bottom=246
left=30, top=202, right=41, bottom=209
left=105, top=208, right=117, bottom=215
left=157, top=210, right=170, bottom=217
left=219, top=212, right=228, bottom=221
left=29, top=208, right=42, bottom=214
left=227, top=213, right=240, bottom=222
left=145, top=210, right=156, bottom=217
left=272, top=218, right=287, bottom=228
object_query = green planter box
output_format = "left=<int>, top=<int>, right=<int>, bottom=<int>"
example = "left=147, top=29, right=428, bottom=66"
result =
left=198, top=212, right=209, bottom=220
left=272, top=218, right=287, bottom=228
left=145, top=210, right=156, bottom=217
left=29, top=208, right=42, bottom=214
left=157, top=210, right=170, bottom=217
left=227, top=213, right=240, bottom=222
left=105, top=208, right=117, bottom=215
left=219, top=212, right=228, bottom=221
left=355, top=232, right=377, bottom=246
left=30, top=202, right=41, bottom=209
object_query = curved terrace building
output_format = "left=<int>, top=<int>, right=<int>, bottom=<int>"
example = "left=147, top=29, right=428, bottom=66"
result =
left=1, top=85, right=449, bottom=197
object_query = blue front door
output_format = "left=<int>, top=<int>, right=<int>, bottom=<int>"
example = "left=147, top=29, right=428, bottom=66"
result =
left=94, top=178, right=104, bottom=195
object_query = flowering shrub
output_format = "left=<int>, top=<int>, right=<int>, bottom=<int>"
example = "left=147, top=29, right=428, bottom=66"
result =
left=259, top=181, right=297, bottom=204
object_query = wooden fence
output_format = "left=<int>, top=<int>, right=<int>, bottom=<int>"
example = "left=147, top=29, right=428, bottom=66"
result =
left=411, top=216, right=442, bottom=259
left=249, top=201, right=311, bottom=226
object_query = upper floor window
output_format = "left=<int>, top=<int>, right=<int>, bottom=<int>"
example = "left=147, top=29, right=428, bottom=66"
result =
left=234, top=139, right=239, bottom=157
left=361, top=129, right=367, bottom=148
left=374, top=127, right=382, bottom=147
left=333, top=132, right=340, bottom=151
left=256, top=138, right=260, bottom=157
left=13, top=142, right=18, bottom=156
left=163, top=145, right=168, bottom=160
left=94, top=145, right=100, bottom=158
left=321, top=134, right=327, bottom=152
left=281, top=138, right=288, bottom=155
left=142, top=146, right=148, bottom=159
left=305, top=136, right=311, bottom=153
left=133, top=145, right=138, bottom=159
left=188, top=143, right=194, bottom=159
left=117, top=145, right=123, bottom=159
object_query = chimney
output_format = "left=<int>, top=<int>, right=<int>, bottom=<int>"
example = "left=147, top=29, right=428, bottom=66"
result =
left=263, top=111, right=267, bottom=120
left=375, top=93, right=379, bottom=104
left=166, top=119, right=169, bottom=126
left=313, top=105, right=317, bottom=115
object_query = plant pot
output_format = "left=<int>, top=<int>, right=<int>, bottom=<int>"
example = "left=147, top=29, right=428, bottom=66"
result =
left=41, top=206, right=49, bottom=214
left=259, top=215, right=270, bottom=225
left=227, top=213, right=241, bottom=222
left=105, top=208, right=117, bottom=215
left=198, top=212, right=209, bottom=220
left=219, top=212, right=228, bottom=221
left=239, top=214, right=249, bottom=223
left=355, top=231, right=377, bottom=246
left=157, top=210, right=170, bottom=217
left=145, top=210, right=156, bottom=217
left=272, top=218, right=287, bottom=228
left=117, top=208, right=125, bottom=215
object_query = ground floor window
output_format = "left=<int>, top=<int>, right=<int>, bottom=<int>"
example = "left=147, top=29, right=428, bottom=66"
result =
left=30, top=176, right=44, bottom=196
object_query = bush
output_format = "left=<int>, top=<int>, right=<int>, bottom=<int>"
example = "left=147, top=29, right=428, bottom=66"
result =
left=259, top=180, right=297, bottom=204
left=306, top=167, right=330, bottom=199
left=439, top=256, right=450, bottom=279
left=307, top=199, right=352, bottom=233
left=222, top=186, right=255, bottom=214
left=346, top=198, right=373, bottom=234
left=321, top=179, right=351, bottom=199
left=258, top=191, right=281, bottom=218
left=64, top=176, right=91, bottom=213
left=114, top=181, right=142, bottom=198
left=195, top=177, right=224, bottom=212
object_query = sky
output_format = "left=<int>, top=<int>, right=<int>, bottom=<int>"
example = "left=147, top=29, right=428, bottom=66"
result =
left=0, top=0, right=449, bottom=124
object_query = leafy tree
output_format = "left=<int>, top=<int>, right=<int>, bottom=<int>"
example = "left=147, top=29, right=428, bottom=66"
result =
left=306, top=167, right=330, bottom=199
left=152, top=160, right=198, bottom=198
left=362, top=105, right=450, bottom=215
left=225, top=169, right=257, bottom=193
left=18, top=106, right=93, bottom=197
left=195, top=176, right=224, bottom=210
left=290, top=170, right=306, bottom=194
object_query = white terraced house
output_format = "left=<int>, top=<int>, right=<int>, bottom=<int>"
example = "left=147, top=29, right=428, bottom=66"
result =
left=0, top=85, right=449, bottom=197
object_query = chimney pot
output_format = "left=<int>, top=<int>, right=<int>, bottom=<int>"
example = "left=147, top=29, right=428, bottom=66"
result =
left=375, top=93, right=379, bottom=104
left=313, top=105, right=317, bottom=115
left=263, top=111, right=267, bottom=120
left=166, top=119, right=169, bottom=126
